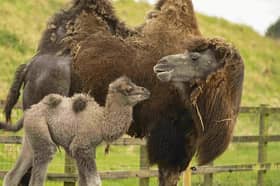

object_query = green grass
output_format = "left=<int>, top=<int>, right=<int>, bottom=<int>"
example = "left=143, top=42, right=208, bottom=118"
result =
left=0, top=0, right=280, bottom=185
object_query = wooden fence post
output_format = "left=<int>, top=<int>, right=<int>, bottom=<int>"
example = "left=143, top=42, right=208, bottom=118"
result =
left=257, top=104, right=269, bottom=186
left=64, top=154, right=76, bottom=186
left=203, top=162, right=213, bottom=186
left=139, top=145, right=149, bottom=186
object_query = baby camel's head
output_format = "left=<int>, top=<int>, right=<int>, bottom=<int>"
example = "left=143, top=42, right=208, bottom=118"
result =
left=107, top=76, right=150, bottom=106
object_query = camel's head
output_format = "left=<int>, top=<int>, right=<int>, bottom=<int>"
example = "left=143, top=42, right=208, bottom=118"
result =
left=108, top=76, right=150, bottom=106
left=153, top=49, right=222, bottom=83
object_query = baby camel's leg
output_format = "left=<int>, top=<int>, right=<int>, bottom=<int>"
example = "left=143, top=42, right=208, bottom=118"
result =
left=29, top=144, right=56, bottom=186
left=26, top=120, right=57, bottom=186
left=3, top=137, right=33, bottom=186
left=73, top=147, right=101, bottom=186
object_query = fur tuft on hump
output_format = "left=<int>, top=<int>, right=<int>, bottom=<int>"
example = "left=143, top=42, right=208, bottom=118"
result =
left=43, top=94, right=63, bottom=108
left=72, top=94, right=90, bottom=113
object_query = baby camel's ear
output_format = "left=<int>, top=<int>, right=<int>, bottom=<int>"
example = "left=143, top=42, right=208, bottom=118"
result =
left=118, top=75, right=131, bottom=83
left=108, top=83, right=117, bottom=92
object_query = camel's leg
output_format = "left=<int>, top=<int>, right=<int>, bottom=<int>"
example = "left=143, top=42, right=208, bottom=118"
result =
left=26, top=117, right=57, bottom=186
left=29, top=143, right=56, bottom=186
left=158, top=166, right=181, bottom=186
left=3, top=137, right=33, bottom=186
left=73, top=147, right=101, bottom=186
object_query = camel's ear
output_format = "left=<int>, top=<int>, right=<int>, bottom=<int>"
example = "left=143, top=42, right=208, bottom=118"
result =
left=213, top=47, right=228, bottom=64
left=208, top=37, right=233, bottom=65
left=108, top=83, right=117, bottom=92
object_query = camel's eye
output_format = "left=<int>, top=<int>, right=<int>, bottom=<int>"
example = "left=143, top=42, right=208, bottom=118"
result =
left=190, top=52, right=201, bottom=61
left=124, top=86, right=133, bottom=95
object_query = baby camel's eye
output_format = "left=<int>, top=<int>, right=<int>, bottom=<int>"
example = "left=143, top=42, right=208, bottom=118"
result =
left=124, top=86, right=133, bottom=95
left=190, top=52, right=201, bottom=61
left=127, top=86, right=133, bottom=92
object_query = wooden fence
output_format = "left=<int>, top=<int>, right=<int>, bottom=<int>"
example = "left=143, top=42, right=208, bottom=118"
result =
left=0, top=105, right=280, bottom=186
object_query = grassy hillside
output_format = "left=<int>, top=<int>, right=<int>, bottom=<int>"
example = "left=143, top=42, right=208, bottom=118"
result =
left=0, top=0, right=280, bottom=106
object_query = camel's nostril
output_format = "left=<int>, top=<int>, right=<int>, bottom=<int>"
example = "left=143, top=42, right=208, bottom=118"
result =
left=154, top=58, right=175, bottom=74
left=158, top=58, right=168, bottom=64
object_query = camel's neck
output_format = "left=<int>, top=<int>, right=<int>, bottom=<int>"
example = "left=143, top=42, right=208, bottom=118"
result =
left=173, top=80, right=233, bottom=134
left=173, top=82, right=196, bottom=106
left=101, top=93, right=133, bottom=142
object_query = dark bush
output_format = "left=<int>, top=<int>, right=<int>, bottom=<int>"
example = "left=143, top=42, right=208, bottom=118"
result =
left=266, top=18, right=280, bottom=39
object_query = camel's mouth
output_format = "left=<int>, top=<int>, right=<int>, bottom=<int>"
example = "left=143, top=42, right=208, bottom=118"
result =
left=153, top=64, right=175, bottom=82
left=153, top=63, right=175, bottom=73
left=156, top=71, right=174, bottom=82
left=154, top=62, right=196, bottom=83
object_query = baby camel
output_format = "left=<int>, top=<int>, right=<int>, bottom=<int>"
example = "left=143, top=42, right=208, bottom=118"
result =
left=1, top=76, right=150, bottom=186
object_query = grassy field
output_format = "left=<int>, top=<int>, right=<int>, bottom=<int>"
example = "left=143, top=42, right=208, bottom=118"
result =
left=0, top=0, right=280, bottom=185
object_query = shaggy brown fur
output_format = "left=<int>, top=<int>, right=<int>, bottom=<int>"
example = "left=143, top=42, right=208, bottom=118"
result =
left=179, top=37, right=244, bottom=165
left=38, top=0, right=135, bottom=54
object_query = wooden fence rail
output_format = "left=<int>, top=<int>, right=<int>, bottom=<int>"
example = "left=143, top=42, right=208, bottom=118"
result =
left=0, top=163, right=280, bottom=181
left=0, top=105, right=280, bottom=186
left=2, top=135, right=280, bottom=145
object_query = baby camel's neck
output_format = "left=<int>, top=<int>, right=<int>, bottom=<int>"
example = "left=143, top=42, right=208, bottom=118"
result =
left=101, top=93, right=133, bottom=142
